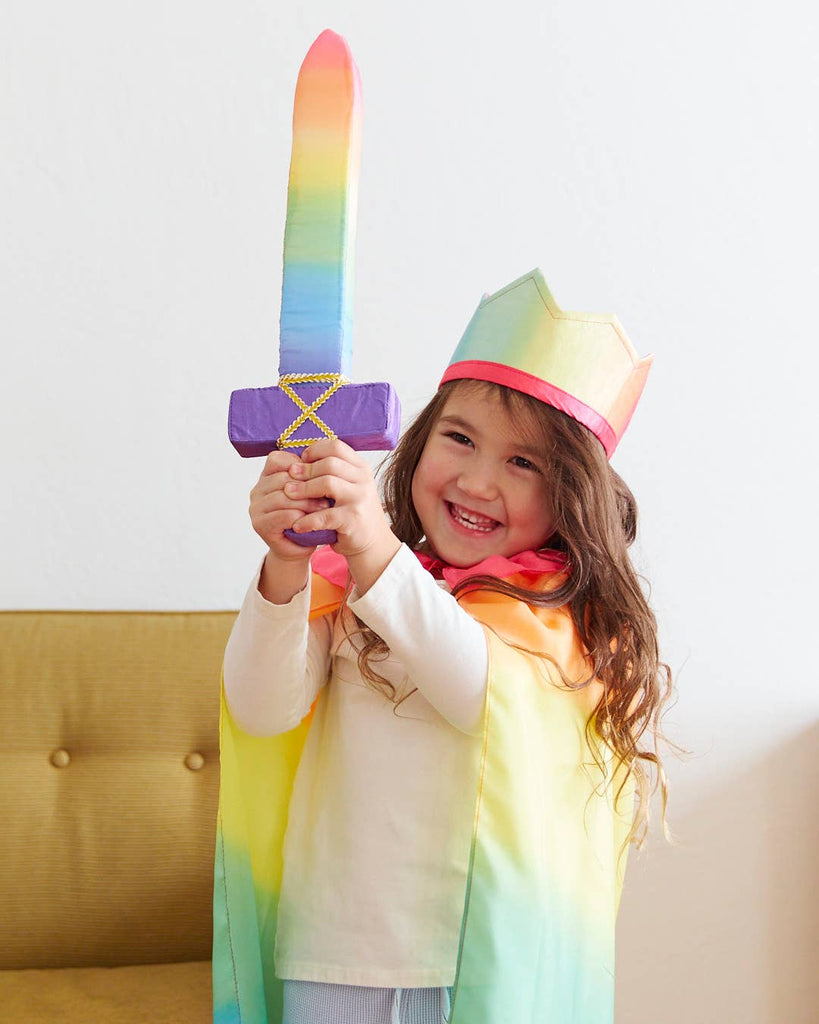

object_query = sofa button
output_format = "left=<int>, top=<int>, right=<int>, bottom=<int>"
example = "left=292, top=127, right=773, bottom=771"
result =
left=51, top=748, right=71, bottom=768
left=185, top=752, right=205, bottom=771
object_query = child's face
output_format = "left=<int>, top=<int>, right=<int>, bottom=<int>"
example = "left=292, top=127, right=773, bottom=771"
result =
left=410, top=386, right=555, bottom=567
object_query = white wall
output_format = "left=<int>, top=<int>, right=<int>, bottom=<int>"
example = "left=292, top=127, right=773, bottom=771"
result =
left=3, top=0, right=817, bottom=1019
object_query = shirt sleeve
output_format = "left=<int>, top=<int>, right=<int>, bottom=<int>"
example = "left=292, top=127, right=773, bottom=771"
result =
left=348, top=544, right=488, bottom=735
left=222, top=561, right=333, bottom=737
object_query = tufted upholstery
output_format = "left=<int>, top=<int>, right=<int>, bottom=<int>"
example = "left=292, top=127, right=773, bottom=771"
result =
left=0, top=610, right=236, bottom=1022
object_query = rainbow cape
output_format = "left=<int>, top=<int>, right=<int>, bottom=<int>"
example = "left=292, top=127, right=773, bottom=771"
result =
left=213, top=566, right=633, bottom=1023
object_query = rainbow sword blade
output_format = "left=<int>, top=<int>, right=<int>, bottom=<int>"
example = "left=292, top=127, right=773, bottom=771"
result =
left=228, top=30, right=400, bottom=545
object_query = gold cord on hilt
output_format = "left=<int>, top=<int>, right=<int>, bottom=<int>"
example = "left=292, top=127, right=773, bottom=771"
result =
left=276, top=372, right=350, bottom=449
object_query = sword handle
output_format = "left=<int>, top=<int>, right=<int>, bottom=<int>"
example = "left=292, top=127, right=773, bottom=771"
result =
left=285, top=498, right=337, bottom=546
left=285, top=527, right=338, bottom=547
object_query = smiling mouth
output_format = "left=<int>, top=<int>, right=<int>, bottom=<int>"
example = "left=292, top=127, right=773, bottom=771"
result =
left=447, top=502, right=500, bottom=534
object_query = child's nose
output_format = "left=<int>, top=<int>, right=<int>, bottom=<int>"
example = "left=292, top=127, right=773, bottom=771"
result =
left=457, top=463, right=498, bottom=501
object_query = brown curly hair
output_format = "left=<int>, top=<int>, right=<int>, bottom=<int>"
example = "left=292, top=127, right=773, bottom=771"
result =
left=350, top=378, right=673, bottom=848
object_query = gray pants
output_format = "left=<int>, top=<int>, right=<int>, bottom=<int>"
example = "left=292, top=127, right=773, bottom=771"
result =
left=283, top=981, right=452, bottom=1024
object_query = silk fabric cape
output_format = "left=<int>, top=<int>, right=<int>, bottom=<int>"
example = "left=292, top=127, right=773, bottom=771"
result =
left=213, top=567, right=633, bottom=1024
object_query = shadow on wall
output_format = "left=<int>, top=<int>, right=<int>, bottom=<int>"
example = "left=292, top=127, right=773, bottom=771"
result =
left=615, top=723, right=819, bottom=1024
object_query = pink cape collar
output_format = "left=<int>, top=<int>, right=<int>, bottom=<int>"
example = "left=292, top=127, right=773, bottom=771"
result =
left=310, top=544, right=567, bottom=590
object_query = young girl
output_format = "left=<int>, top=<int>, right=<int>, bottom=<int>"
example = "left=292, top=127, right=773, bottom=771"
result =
left=213, top=269, right=671, bottom=1024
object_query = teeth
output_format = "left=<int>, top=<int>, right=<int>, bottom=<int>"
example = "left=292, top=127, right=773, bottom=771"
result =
left=450, top=503, right=496, bottom=532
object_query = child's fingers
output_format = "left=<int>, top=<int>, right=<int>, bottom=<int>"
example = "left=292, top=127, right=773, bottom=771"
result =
left=283, top=472, right=359, bottom=504
left=252, top=458, right=325, bottom=503
left=287, top=441, right=370, bottom=489
left=260, top=508, right=305, bottom=532
left=251, top=469, right=291, bottom=502
left=256, top=492, right=330, bottom=516
left=286, top=459, right=390, bottom=555
left=250, top=474, right=329, bottom=540
left=286, top=481, right=376, bottom=534
left=289, top=506, right=337, bottom=537
left=288, top=498, right=384, bottom=542
left=252, top=478, right=330, bottom=515
left=261, top=450, right=302, bottom=477
left=252, top=505, right=326, bottom=553
left=299, top=438, right=364, bottom=469
left=287, top=459, right=364, bottom=492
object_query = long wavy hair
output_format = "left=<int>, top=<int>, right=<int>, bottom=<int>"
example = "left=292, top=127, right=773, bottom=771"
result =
left=350, top=378, right=673, bottom=847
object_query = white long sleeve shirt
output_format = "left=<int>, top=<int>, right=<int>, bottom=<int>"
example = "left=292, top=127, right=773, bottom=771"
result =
left=223, top=544, right=488, bottom=987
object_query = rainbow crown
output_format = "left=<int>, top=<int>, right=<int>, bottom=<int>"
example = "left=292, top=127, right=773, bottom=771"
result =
left=440, top=269, right=652, bottom=456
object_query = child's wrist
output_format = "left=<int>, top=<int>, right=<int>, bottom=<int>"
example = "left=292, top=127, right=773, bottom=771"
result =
left=258, top=549, right=311, bottom=605
left=344, top=529, right=402, bottom=597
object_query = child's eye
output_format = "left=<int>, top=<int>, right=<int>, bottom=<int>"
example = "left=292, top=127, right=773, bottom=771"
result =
left=510, top=455, right=539, bottom=472
left=445, top=431, right=473, bottom=447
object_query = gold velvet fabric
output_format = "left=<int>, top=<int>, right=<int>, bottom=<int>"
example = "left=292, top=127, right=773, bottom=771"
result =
left=0, top=610, right=236, bottom=1019
left=0, top=961, right=213, bottom=1022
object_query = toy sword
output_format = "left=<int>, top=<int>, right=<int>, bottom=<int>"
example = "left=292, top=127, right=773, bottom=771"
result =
left=228, top=29, right=401, bottom=545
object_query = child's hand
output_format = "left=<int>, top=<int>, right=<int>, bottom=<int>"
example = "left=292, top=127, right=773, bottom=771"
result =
left=250, top=450, right=331, bottom=563
left=284, top=439, right=401, bottom=592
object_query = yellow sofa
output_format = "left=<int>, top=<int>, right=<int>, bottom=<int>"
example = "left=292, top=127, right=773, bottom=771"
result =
left=0, top=610, right=236, bottom=1023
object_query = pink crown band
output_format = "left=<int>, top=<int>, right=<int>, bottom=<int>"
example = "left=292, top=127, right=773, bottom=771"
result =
left=439, top=359, right=617, bottom=457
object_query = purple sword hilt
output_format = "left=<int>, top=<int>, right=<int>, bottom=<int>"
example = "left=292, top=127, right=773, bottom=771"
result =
left=228, top=378, right=401, bottom=546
